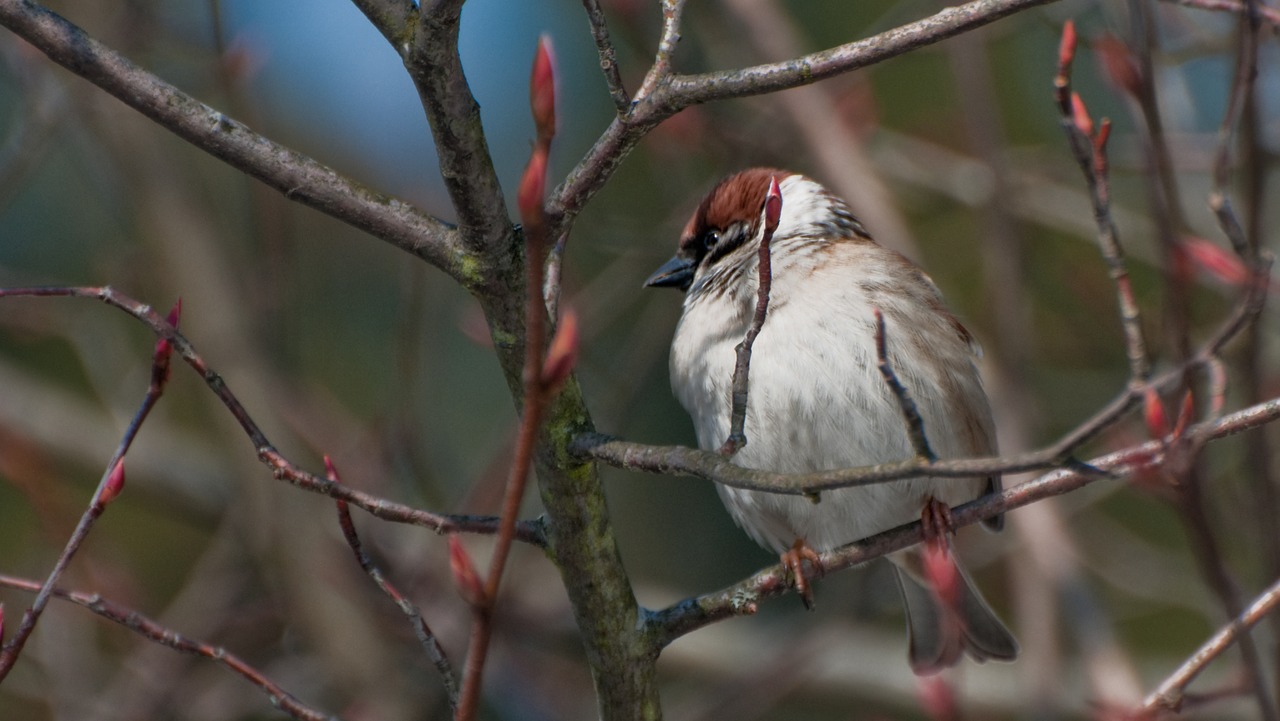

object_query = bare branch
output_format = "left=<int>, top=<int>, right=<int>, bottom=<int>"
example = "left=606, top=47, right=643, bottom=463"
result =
left=633, top=0, right=688, bottom=102
left=0, top=574, right=340, bottom=721
left=575, top=257, right=1273, bottom=492
left=0, top=0, right=471, bottom=283
left=407, top=0, right=512, bottom=260
left=581, top=0, right=629, bottom=112
left=1208, top=0, right=1262, bottom=259
left=1140, top=575, right=1280, bottom=715
left=643, top=395, right=1280, bottom=648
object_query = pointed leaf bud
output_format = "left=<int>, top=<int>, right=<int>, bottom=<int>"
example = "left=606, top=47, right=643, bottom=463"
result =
left=151, top=298, right=182, bottom=391
left=1057, top=20, right=1077, bottom=76
left=448, top=535, right=485, bottom=607
left=541, top=306, right=579, bottom=392
left=100, top=459, right=126, bottom=506
left=518, top=145, right=548, bottom=231
left=1071, top=92, right=1094, bottom=137
left=323, top=454, right=341, bottom=482
left=1143, top=387, right=1169, bottom=441
left=530, top=35, right=557, bottom=142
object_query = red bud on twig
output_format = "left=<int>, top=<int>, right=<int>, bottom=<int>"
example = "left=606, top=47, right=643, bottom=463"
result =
left=448, top=535, right=485, bottom=607
left=518, top=145, right=548, bottom=231
left=1095, top=118, right=1112, bottom=152
left=1071, top=92, right=1094, bottom=138
left=100, top=459, right=126, bottom=506
left=541, top=306, right=579, bottom=392
left=151, top=298, right=181, bottom=391
left=323, top=454, right=341, bottom=482
left=1144, top=387, right=1170, bottom=441
left=530, top=35, right=556, bottom=142
left=1057, top=20, right=1077, bottom=77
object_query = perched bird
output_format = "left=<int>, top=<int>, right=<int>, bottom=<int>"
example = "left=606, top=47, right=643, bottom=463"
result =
left=646, top=167, right=1018, bottom=674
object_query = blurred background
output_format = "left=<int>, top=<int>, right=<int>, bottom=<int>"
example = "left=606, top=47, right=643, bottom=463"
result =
left=1, top=0, right=1278, bottom=719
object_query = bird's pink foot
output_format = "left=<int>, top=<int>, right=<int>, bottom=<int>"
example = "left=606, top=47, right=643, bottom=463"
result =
left=781, top=539, right=824, bottom=610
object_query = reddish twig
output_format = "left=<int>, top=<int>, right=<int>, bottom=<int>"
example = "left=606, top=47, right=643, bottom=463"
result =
left=873, top=308, right=936, bottom=461
left=719, top=176, right=783, bottom=456
left=456, top=37, right=570, bottom=721
left=0, top=299, right=178, bottom=682
left=329, top=458, right=459, bottom=709
left=0, top=574, right=338, bottom=721
left=0, top=285, right=545, bottom=546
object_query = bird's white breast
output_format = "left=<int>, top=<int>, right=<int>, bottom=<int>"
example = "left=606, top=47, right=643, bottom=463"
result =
left=669, top=238, right=992, bottom=553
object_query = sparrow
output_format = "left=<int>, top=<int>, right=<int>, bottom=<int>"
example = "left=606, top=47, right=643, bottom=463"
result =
left=646, top=167, right=1018, bottom=674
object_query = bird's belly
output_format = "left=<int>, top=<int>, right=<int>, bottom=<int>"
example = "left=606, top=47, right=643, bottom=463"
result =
left=671, top=305, right=984, bottom=554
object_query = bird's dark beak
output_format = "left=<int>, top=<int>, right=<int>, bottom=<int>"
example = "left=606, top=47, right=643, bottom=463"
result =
left=645, top=255, right=695, bottom=291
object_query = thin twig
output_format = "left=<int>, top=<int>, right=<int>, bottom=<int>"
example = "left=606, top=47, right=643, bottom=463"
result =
left=0, top=286, right=547, bottom=545
left=719, top=176, right=782, bottom=456
left=0, top=301, right=177, bottom=680
left=1139, top=575, right=1280, bottom=715
left=1054, top=21, right=1151, bottom=387
left=581, top=0, right=629, bottom=112
left=572, top=317, right=1268, bottom=494
left=456, top=40, right=561, bottom=720
left=332, top=474, right=459, bottom=709
left=873, top=309, right=936, bottom=461
left=642, top=394, right=1280, bottom=648
left=632, top=0, right=688, bottom=103
left=1209, top=0, right=1262, bottom=260
left=0, top=574, right=339, bottom=721
left=1125, top=0, right=1193, bottom=367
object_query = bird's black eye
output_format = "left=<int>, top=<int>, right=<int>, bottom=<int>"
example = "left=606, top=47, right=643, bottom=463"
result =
left=701, top=230, right=720, bottom=251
